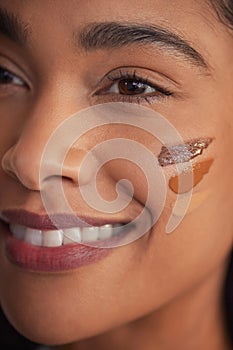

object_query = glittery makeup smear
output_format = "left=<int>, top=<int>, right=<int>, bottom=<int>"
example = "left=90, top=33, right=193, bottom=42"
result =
left=158, top=138, right=213, bottom=167
left=169, top=159, right=214, bottom=194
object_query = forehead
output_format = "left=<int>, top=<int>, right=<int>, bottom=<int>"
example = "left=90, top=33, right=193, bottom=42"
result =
left=0, top=0, right=214, bottom=29
left=0, top=1, right=217, bottom=66
left=0, top=0, right=231, bottom=77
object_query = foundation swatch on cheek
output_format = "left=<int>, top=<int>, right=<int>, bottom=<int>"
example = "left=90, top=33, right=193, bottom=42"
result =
left=158, top=137, right=214, bottom=194
left=169, top=158, right=214, bottom=194
left=158, top=138, right=213, bottom=167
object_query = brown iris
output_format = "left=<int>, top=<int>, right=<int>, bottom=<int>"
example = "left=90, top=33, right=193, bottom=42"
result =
left=118, top=79, right=148, bottom=95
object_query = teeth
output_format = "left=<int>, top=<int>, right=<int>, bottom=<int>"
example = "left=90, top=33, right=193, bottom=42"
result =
left=63, top=228, right=82, bottom=244
left=82, top=226, right=99, bottom=242
left=98, top=224, right=112, bottom=240
left=43, top=230, right=63, bottom=247
left=25, top=228, right=42, bottom=246
left=9, top=223, right=126, bottom=247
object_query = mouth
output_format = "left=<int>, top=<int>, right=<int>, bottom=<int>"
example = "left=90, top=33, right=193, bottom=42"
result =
left=0, top=209, right=132, bottom=272
left=9, top=222, right=124, bottom=246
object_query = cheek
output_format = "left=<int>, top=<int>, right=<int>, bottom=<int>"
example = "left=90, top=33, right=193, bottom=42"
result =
left=141, top=136, right=233, bottom=305
left=0, top=99, right=29, bottom=164
left=0, top=118, right=17, bottom=156
left=98, top=159, right=149, bottom=203
left=168, top=159, right=214, bottom=194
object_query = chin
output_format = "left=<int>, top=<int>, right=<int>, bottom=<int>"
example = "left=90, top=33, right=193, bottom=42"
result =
left=0, top=287, right=122, bottom=346
left=1, top=306, right=105, bottom=346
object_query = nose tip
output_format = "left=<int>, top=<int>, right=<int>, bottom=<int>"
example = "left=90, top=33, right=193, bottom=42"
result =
left=1, top=143, right=99, bottom=191
left=1, top=146, right=42, bottom=190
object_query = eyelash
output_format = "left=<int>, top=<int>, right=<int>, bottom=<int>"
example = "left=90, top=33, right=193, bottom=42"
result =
left=0, top=66, right=173, bottom=105
left=96, top=70, right=173, bottom=105
left=0, top=66, right=26, bottom=87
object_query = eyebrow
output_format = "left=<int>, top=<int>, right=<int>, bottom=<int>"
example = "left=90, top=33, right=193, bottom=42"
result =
left=0, top=6, right=209, bottom=71
left=0, top=7, right=30, bottom=46
left=77, top=22, right=209, bottom=69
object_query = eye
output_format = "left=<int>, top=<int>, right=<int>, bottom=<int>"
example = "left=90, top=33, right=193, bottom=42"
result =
left=0, top=66, right=26, bottom=87
left=95, top=70, right=173, bottom=105
left=109, top=78, right=156, bottom=95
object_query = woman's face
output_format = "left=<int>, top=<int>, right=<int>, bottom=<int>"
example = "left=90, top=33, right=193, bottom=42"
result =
left=0, top=0, right=232, bottom=345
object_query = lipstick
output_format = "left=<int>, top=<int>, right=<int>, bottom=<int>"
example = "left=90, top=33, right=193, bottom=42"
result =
left=0, top=210, right=125, bottom=272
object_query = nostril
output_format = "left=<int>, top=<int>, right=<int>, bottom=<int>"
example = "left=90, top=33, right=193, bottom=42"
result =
left=2, top=143, right=99, bottom=190
left=62, top=148, right=99, bottom=186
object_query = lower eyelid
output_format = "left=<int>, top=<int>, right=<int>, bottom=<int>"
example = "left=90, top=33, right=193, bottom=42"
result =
left=91, top=93, right=168, bottom=107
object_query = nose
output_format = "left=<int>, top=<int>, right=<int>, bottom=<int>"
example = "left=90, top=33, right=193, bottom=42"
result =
left=1, top=143, right=95, bottom=191
left=1, top=99, right=96, bottom=191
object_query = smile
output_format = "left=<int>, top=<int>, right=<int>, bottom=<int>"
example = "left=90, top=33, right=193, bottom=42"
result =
left=0, top=209, right=133, bottom=272
left=9, top=222, right=124, bottom=247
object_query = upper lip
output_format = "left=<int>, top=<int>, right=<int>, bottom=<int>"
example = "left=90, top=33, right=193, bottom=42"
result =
left=0, top=209, right=129, bottom=230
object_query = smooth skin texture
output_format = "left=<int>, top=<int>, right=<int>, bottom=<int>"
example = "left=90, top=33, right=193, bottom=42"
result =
left=0, top=1, right=233, bottom=349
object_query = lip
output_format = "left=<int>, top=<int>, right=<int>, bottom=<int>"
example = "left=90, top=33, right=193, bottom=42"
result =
left=0, top=209, right=127, bottom=230
left=0, top=209, right=124, bottom=273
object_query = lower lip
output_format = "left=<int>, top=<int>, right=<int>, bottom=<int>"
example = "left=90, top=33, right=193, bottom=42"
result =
left=1, top=222, right=113, bottom=272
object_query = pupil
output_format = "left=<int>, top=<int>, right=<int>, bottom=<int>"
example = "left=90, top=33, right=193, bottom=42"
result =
left=119, top=79, right=146, bottom=95
left=0, top=69, right=13, bottom=84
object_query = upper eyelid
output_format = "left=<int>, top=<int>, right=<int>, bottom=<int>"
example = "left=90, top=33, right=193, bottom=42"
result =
left=97, top=66, right=181, bottom=88
left=95, top=69, right=174, bottom=94
left=107, top=70, right=151, bottom=84
left=0, top=52, right=32, bottom=86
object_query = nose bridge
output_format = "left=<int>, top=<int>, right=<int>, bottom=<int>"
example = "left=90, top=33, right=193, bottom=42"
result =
left=1, top=91, right=89, bottom=190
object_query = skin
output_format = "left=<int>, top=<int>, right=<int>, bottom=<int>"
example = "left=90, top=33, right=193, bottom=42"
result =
left=0, top=1, right=232, bottom=349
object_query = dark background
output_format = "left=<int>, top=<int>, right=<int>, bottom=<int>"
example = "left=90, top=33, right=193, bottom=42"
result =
left=0, top=309, right=39, bottom=349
